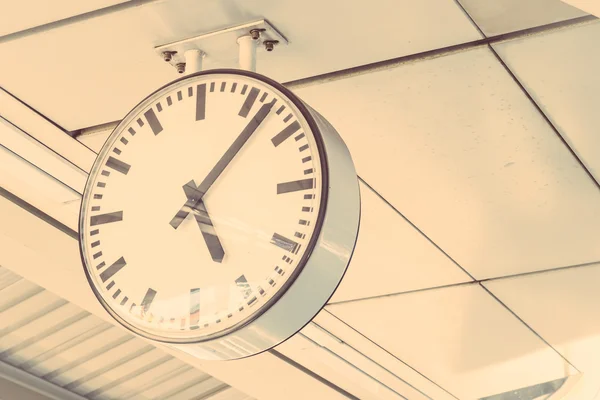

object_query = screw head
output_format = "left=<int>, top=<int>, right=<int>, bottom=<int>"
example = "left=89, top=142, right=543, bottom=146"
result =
left=249, top=29, right=262, bottom=40
left=264, top=40, right=279, bottom=52
left=175, top=63, right=186, bottom=74
left=162, top=51, right=177, bottom=62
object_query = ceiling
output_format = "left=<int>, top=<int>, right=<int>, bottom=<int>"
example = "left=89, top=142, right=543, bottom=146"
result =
left=2, top=0, right=600, bottom=399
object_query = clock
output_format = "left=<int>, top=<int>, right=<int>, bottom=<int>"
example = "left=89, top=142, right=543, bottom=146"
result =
left=79, top=69, right=360, bottom=360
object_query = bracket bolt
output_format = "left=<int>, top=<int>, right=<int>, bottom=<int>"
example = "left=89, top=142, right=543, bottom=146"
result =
left=249, top=29, right=265, bottom=40
left=162, top=51, right=177, bottom=62
left=175, top=63, right=186, bottom=74
left=264, top=40, right=279, bottom=52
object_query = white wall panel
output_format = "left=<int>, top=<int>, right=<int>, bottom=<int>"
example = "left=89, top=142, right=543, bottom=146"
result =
left=484, top=263, right=600, bottom=373
left=458, top=0, right=586, bottom=36
left=493, top=20, right=600, bottom=185
left=296, top=46, right=600, bottom=279
left=327, top=283, right=576, bottom=400
left=330, top=181, right=471, bottom=303
left=0, top=0, right=481, bottom=130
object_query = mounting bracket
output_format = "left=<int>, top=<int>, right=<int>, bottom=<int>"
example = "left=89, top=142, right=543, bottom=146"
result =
left=155, top=19, right=288, bottom=74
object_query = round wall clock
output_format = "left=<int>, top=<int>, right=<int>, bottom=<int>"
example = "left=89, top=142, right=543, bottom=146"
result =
left=79, top=69, right=360, bottom=360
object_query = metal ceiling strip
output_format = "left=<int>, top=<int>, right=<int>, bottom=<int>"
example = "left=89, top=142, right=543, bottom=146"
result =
left=120, top=364, right=195, bottom=400
left=0, top=295, right=66, bottom=336
left=0, top=280, right=43, bottom=313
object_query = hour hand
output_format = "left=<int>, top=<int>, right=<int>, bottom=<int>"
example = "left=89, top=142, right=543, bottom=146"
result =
left=170, top=180, right=225, bottom=263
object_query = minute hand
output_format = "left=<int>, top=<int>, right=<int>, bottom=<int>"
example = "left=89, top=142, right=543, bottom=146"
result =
left=170, top=100, right=275, bottom=229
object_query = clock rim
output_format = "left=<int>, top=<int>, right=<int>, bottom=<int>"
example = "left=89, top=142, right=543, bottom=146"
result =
left=78, top=69, right=331, bottom=344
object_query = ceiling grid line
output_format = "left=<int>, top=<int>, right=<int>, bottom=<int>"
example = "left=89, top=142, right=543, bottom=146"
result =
left=120, top=364, right=195, bottom=399
left=322, top=309, right=461, bottom=400
left=283, top=15, right=596, bottom=91
left=486, top=44, right=600, bottom=191
left=478, top=283, right=581, bottom=373
left=358, top=176, right=476, bottom=281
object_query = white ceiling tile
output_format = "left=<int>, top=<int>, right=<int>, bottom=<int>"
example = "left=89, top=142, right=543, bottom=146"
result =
left=327, top=284, right=575, bottom=400
left=295, top=46, right=600, bottom=279
left=483, top=263, right=600, bottom=373
left=0, top=0, right=128, bottom=37
left=0, top=0, right=480, bottom=130
left=458, top=0, right=586, bottom=36
left=493, top=21, right=600, bottom=184
left=330, top=181, right=471, bottom=303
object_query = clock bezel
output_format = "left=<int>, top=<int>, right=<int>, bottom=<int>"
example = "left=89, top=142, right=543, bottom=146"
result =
left=79, top=69, right=331, bottom=344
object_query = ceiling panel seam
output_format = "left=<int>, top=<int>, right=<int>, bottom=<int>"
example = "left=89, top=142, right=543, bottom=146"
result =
left=0, top=186, right=78, bottom=240
left=0, top=91, right=93, bottom=160
left=0, top=0, right=163, bottom=45
left=357, top=176, right=476, bottom=281
left=283, top=15, right=596, bottom=91
left=268, top=349, right=360, bottom=400
left=192, top=383, right=231, bottom=400
left=322, top=309, right=460, bottom=400
left=486, top=44, right=600, bottom=191
left=478, top=283, right=581, bottom=373
left=160, top=374, right=216, bottom=399
left=119, top=364, right=195, bottom=399
left=453, top=0, right=488, bottom=38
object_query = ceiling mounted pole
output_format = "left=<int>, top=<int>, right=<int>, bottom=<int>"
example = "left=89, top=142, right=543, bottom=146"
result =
left=237, top=35, right=257, bottom=72
left=184, top=49, right=205, bottom=74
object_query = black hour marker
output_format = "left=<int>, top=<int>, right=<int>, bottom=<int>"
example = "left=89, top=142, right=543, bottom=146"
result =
left=91, top=240, right=100, bottom=248
left=92, top=206, right=101, bottom=211
left=100, top=257, right=127, bottom=282
left=94, top=194, right=103, bottom=199
left=106, top=281, right=115, bottom=290
left=299, top=144, right=309, bottom=152
left=276, top=105, right=285, bottom=115
left=231, top=82, right=237, bottom=92
left=96, top=261, right=105, bottom=270
left=113, top=289, right=121, bottom=299
left=93, top=252, right=102, bottom=259
left=294, top=232, right=306, bottom=239
left=177, top=91, right=183, bottom=101
left=190, top=288, right=200, bottom=329
left=302, top=156, right=312, bottom=163
left=275, top=266, right=285, bottom=275
left=130, top=303, right=136, bottom=313
left=106, top=156, right=131, bottom=175
left=128, top=128, right=136, bottom=136
left=271, top=233, right=300, bottom=253
left=239, top=87, right=260, bottom=117
left=90, top=229, right=99, bottom=236
left=144, top=109, right=163, bottom=135
left=90, top=211, right=123, bottom=226
left=248, top=296, right=257, bottom=306
left=97, top=182, right=106, bottom=188
left=220, top=82, right=226, bottom=92
left=268, top=279, right=275, bottom=286
left=120, top=137, right=128, bottom=145
left=210, top=82, right=215, bottom=92
left=304, top=168, right=313, bottom=175
left=283, top=114, right=292, bottom=123
left=295, top=133, right=305, bottom=141
left=120, top=296, right=128, bottom=305
left=188, top=87, right=193, bottom=97
left=299, top=219, right=308, bottom=225
left=113, top=148, right=121, bottom=155
left=156, top=102, right=163, bottom=112
left=302, top=207, right=312, bottom=212
left=141, top=288, right=157, bottom=315
left=167, top=96, right=173, bottom=106
left=271, top=121, right=301, bottom=147
left=101, top=170, right=110, bottom=177
left=235, top=275, right=252, bottom=299
left=196, top=84, right=206, bottom=121
left=258, top=287, right=265, bottom=296
left=277, top=179, right=314, bottom=194
left=137, top=118, right=144, bottom=127
left=241, top=84, right=248, bottom=95
left=259, top=92, right=268, bottom=102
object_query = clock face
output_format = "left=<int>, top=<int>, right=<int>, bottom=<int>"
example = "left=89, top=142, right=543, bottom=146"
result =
left=80, top=72, right=326, bottom=343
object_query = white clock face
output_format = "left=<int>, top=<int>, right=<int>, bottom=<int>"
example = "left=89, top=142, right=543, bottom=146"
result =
left=80, top=72, right=325, bottom=342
